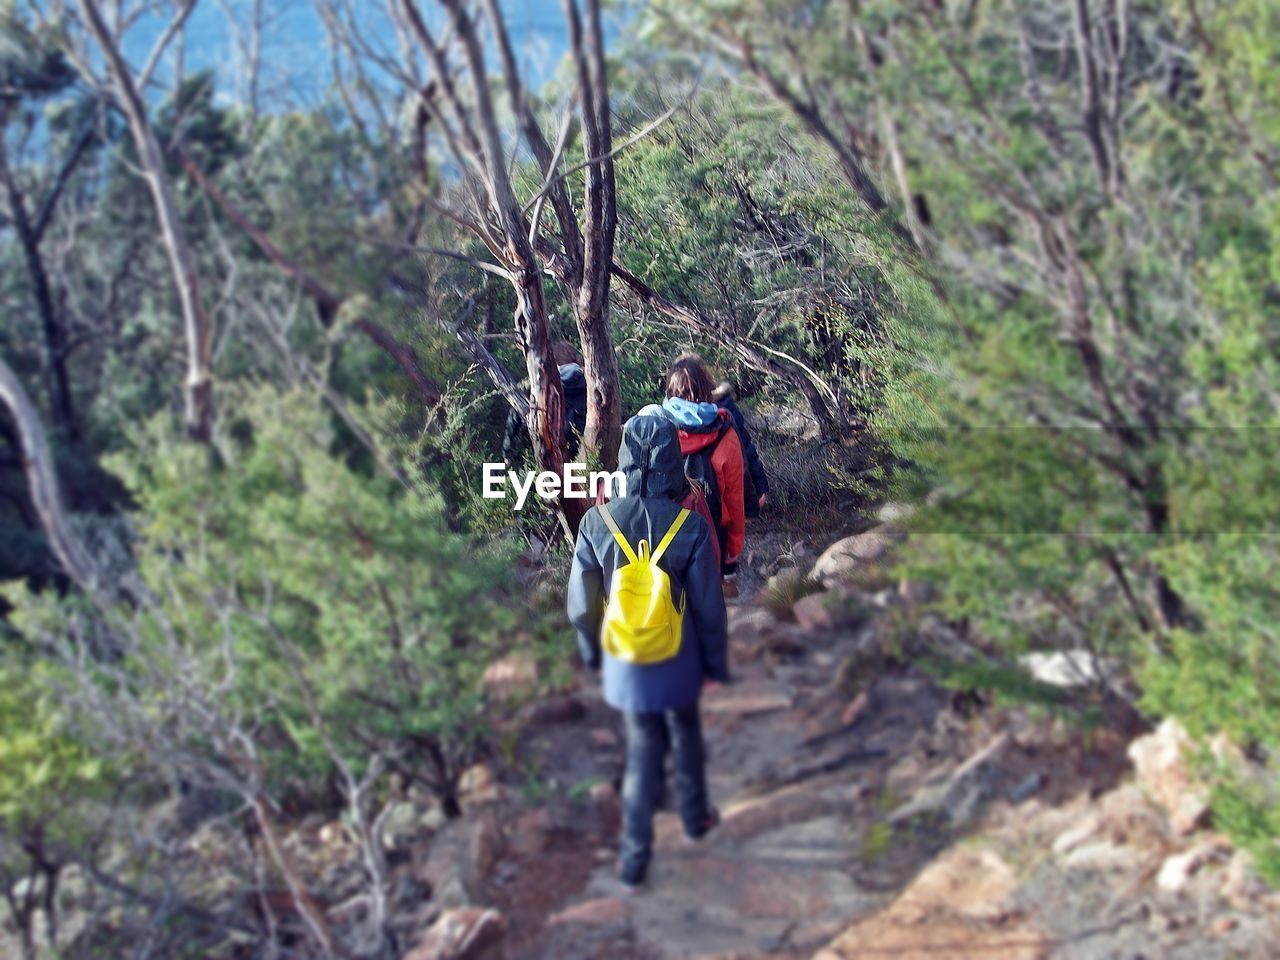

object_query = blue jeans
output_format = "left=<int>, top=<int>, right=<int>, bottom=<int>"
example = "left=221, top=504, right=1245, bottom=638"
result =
left=620, top=702, right=710, bottom=872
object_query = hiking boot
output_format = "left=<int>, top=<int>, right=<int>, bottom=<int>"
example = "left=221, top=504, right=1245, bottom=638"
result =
left=721, top=577, right=739, bottom=599
left=619, top=857, right=648, bottom=890
left=684, top=806, right=720, bottom=843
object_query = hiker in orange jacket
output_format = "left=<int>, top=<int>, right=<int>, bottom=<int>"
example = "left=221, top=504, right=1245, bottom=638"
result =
left=662, top=354, right=748, bottom=598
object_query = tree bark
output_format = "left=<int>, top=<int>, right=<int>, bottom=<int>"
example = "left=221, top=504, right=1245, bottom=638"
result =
left=0, top=129, right=79, bottom=441
left=79, top=0, right=215, bottom=442
left=441, top=0, right=579, bottom=530
left=1071, top=0, right=1117, bottom=198
left=564, top=0, right=623, bottom=466
left=402, top=0, right=594, bottom=534
left=0, top=356, right=94, bottom=586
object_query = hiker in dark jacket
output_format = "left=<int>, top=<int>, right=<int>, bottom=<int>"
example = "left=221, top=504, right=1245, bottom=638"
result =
left=567, top=414, right=729, bottom=888
left=502, top=341, right=588, bottom=465
left=713, top=381, right=770, bottom=517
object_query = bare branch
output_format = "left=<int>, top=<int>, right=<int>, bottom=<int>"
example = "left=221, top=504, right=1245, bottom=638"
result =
left=137, top=0, right=198, bottom=93
left=78, top=0, right=215, bottom=441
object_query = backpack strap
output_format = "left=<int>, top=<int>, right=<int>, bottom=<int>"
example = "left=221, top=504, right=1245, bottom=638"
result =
left=650, top=509, right=690, bottom=565
left=598, top=503, right=639, bottom=565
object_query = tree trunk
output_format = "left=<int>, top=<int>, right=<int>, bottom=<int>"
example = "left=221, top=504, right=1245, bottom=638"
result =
left=566, top=0, right=623, bottom=466
left=0, top=134, right=78, bottom=441
left=513, top=272, right=584, bottom=535
left=0, top=356, right=95, bottom=587
left=79, top=0, right=214, bottom=442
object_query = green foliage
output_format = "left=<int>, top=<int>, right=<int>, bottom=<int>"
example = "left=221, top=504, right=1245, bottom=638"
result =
left=1206, top=780, right=1280, bottom=886
left=860, top=2, right=1278, bottom=685
left=0, top=654, right=109, bottom=848
left=9, top=388, right=544, bottom=807
left=659, top=0, right=1279, bottom=868
left=612, top=82, right=948, bottom=448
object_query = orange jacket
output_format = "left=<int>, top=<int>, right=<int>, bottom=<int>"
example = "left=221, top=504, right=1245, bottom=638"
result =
left=676, top=412, right=746, bottom=562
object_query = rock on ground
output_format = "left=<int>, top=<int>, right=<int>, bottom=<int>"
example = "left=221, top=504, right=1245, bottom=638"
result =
left=1128, top=717, right=1211, bottom=836
left=815, top=847, right=1047, bottom=960
left=405, top=907, right=506, bottom=960
left=809, top=529, right=899, bottom=587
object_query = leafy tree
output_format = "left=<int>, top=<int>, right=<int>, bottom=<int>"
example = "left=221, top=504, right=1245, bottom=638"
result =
left=0, top=654, right=111, bottom=960
left=663, top=0, right=1280, bottom=869
left=4, top=386, right=550, bottom=954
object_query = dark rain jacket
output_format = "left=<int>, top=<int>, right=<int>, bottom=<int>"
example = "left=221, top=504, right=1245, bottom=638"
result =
left=503, top=363, right=588, bottom=463
left=567, top=415, right=730, bottom=713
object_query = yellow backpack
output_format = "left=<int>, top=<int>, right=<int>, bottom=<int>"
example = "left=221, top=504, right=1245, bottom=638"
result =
left=598, top=504, right=690, bottom=664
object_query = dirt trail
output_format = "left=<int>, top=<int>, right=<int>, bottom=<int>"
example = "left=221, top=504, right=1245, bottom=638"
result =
left=460, top=526, right=1279, bottom=960
left=491, top=586, right=957, bottom=960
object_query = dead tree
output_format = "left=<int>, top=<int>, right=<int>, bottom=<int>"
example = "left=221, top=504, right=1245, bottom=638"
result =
left=0, top=113, right=94, bottom=442
left=397, top=0, right=625, bottom=533
left=76, top=0, right=215, bottom=442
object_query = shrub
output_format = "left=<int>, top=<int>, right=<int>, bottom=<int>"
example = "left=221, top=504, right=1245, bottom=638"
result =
left=0, top=654, right=113, bottom=960
left=8, top=387, right=547, bottom=813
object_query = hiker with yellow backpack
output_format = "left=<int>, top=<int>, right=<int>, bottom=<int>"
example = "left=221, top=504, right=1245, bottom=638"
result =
left=567, top=413, right=730, bottom=889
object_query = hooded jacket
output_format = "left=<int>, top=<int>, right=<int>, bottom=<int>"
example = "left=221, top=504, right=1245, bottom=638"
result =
left=502, top=363, right=588, bottom=463
left=567, top=414, right=730, bottom=713
left=662, top=397, right=747, bottom=563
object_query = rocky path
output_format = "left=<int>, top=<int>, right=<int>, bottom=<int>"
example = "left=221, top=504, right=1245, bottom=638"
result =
left=482, top=596, right=958, bottom=960
left=408, top=525, right=1280, bottom=960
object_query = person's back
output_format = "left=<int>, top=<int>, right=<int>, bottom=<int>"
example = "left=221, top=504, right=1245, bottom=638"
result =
left=604, top=403, right=723, bottom=569
left=662, top=354, right=748, bottom=596
left=568, top=414, right=729, bottom=887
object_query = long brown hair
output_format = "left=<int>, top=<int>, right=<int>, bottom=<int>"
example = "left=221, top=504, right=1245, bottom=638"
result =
left=665, top=353, right=716, bottom=403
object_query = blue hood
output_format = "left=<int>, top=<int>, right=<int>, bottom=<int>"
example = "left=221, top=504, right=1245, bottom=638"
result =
left=662, top=396, right=721, bottom=429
